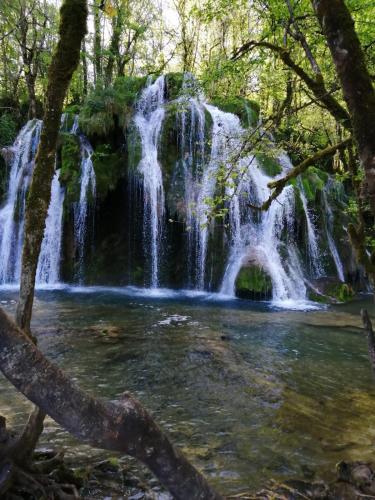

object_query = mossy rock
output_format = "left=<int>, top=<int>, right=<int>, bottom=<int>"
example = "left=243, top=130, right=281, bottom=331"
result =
left=159, top=104, right=179, bottom=189
left=92, top=144, right=125, bottom=199
left=79, top=76, right=147, bottom=137
left=326, top=282, right=354, bottom=302
left=307, top=279, right=354, bottom=303
left=165, top=73, right=184, bottom=100
left=301, top=166, right=328, bottom=202
left=59, top=132, right=81, bottom=203
left=256, top=152, right=282, bottom=177
left=235, top=265, right=272, bottom=300
left=126, top=122, right=143, bottom=172
left=210, top=96, right=260, bottom=128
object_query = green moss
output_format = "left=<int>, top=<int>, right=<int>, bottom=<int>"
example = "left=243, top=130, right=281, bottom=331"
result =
left=59, top=132, right=81, bottom=202
left=0, top=113, right=17, bottom=148
left=235, top=265, right=272, bottom=300
left=159, top=104, right=179, bottom=186
left=210, top=96, right=260, bottom=127
left=301, top=166, right=328, bottom=201
left=79, top=76, right=147, bottom=137
left=256, top=152, right=282, bottom=177
left=165, top=72, right=184, bottom=100
left=92, top=144, right=125, bottom=199
left=326, top=283, right=354, bottom=302
left=127, top=122, right=142, bottom=172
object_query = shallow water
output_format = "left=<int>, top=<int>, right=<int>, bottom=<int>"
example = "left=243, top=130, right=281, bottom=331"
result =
left=1, top=288, right=375, bottom=495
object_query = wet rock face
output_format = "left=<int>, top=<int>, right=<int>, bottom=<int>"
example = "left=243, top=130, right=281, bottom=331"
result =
left=235, top=265, right=273, bottom=300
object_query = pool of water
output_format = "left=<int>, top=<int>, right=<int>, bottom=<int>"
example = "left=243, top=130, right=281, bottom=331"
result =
left=1, top=287, right=375, bottom=495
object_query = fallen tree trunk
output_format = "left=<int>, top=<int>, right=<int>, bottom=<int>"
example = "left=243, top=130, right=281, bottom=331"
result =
left=0, top=307, right=222, bottom=500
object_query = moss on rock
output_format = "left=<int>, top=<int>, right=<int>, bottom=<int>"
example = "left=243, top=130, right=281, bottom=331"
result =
left=79, top=75, right=147, bottom=138
left=235, top=265, right=272, bottom=300
left=92, top=144, right=125, bottom=199
left=301, top=166, right=328, bottom=201
left=59, top=132, right=81, bottom=203
left=165, top=73, right=184, bottom=100
left=256, top=152, right=282, bottom=177
left=210, top=96, right=260, bottom=128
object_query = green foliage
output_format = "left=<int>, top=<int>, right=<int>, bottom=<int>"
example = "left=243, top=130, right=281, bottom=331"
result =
left=79, top=76, right=147, bottom=137
left=326, top=283, right=354, bottom=302
left=92, top=144, right=125, bottom=199
left=165, top=73, right=185, bottom=100
left=300, top=166, right=328, bottom=201
left=211, top=96, right=260, bottom=127
left=0, top=113, right=17, bottom=148
left=346, top=197, right=359, bottom=217
left=59, top=133, right=81, bottom=202
left=256, top=152, right=282, bottom=177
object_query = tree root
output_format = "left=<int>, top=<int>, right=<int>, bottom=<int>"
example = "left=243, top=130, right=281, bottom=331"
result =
left=1, top=457, right=82, bottom=500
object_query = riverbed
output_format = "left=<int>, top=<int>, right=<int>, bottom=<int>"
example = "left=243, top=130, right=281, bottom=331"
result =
left=1, top=287, right=375, bottom=495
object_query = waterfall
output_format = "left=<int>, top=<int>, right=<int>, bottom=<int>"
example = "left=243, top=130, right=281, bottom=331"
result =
left=220, top=155, right=307, bottom=302
left=74, top=134, right=96, bottom=282
left=0, top=113, right=91, bottom=287
left=322, top=188, right=345, bottom=282
left=134, top=75, right=166, bottom=288
left=0, top=120, right=42, bottom=284
left=36, top=169, right=65, bottom=284
left=299, top=184, right=323, bottom=277
left=175, top=101, right=313, bottom=302
left=195, top=104, right=242, bottom=289
left=176, top=95, right=206, bottom=285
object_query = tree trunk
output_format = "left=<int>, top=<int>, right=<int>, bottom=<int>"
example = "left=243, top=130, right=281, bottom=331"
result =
left=312, top=0, right=375, bottom=217
left=105, top=14, right=121, bottom=86
left=82, top=38, right=88, bottom=96
left=25, top=72, right=37, bottom=119
left=16, top=0, right=88, bottom=334
left=93, top=0, right=102, bottom=83
left=0, top=307, right=222, bottom=500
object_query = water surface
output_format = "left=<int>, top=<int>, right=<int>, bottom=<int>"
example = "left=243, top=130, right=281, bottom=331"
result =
left=1, top=288, right=374, bottom=495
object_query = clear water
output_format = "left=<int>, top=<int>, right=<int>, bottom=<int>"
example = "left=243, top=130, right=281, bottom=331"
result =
left=0, top=288, right=374, bottom=495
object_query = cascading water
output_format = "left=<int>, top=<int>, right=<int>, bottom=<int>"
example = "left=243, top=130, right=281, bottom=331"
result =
left=175, top=95, right=206, bottom=285
left=0, top=113, right=95, bottom=287
left=74, top=134, right=96, bottom=282
left=0, top=120, right=42, bottom=284
left=322, top=188, right=345, bottom=282
left=166, top=88, right=325, bottom=302
left=134, top=75, right=166, bottom=288
left=299, top=183, right=323, bottom=277
left=36, top=169, right=65, bottom=284
left=219, top=152, right=307, bottom=302
left=195, top=104, right=242, bottom=289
